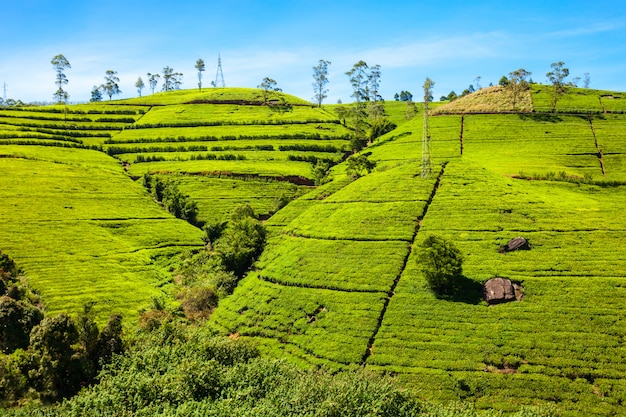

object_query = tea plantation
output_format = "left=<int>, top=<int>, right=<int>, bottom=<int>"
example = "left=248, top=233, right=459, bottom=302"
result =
left=1, top=86, right=626, bottom=415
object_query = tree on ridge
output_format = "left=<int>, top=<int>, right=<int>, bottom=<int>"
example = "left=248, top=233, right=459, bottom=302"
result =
left=258, top=77, right=281, bottom=104
left=102, top=70, right=122, bottom=101
left=135, top=77, right=145, bottom=97
left=195, top=59, right=205, bottom=91
left=162, top=67, right=183, bottom=92
left=147, top=73, right=160, bottom=94
left=51, top=54, right=71, bottom=104
left=312, top=59, right=331, bottom=107
left=508, top=68, right=532, bottom=111
left=546, top=61, right=569, bottom=112
left=90, top=86, right=103, bottom=102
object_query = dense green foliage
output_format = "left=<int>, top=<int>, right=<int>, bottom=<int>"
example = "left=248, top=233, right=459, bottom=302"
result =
left=215, top=207, right=267, bottom=277
left=417, top=234, right=464, bottom=294
left=2, top=326, right=559, bottom=416
left=0, top=254, right=123, bottom=404
left=143, top=174, right=200, bottom=226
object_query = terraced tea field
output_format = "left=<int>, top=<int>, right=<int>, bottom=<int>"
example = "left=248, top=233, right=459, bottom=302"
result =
left=0, top=88, right=354, bottom=319
left=2, top=86, right=626, bottom=415
left=0, top=149, right=204, bottom=319
left=210, top=87, right=626, bottom=415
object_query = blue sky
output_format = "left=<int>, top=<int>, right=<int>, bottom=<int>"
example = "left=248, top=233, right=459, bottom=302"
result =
left=2, top=0, right=626, bottom=103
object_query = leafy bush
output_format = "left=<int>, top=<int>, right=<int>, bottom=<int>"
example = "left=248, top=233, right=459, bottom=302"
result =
left=417, top=235, right=464, bottom=294
left=216, top=207, right=267, bottom=277
left=346, top=153, right=377, bottom=178
left=8, top=327, right=426, bottom=416
left=177, top=285, right=219, bottom=321
left=369, top=117, right=397, bottom=141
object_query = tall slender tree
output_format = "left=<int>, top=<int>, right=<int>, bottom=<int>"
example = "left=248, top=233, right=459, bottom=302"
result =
left=135, top=77, right=145, bottom=97
left=546, top=61, right=569, bottom=112
left=51, top=54, right=71, bottom=104
left=162, top=67, right=175, bottom=92
left=583, top=72, right=591, bottom=89
left=367, top=64, right=383, bottom=119
left=312, top=59, right=331, bottom=107
left=345, top=61, right=370, bottom=151
left=346, top=60, right=369, bottom=104
left=102, top=70, right=122, bottom=101
left=147, top=73, right=160, bottom=94
left=195, top=59, right=205, bottom=91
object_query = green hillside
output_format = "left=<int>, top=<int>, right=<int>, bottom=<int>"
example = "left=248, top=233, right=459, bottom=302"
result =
left=2, top=86, right=626, bottom=414
left=209, top=87, right=626, bottom=415
left=0, top=89, right=351, bottom=319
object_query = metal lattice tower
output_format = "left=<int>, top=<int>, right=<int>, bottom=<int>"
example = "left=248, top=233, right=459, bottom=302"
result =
left=421, top=78, right=434, bottom=178
left=214, top=53, right=225, bottom=88
left=421, top=99, right=432, bottom=178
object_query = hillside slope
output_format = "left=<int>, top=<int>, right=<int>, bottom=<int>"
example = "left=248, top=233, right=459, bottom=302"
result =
left=210, top=87, right=626, bottom=415
left=0, top=89, right=354, bottom=319
left=2, top=86, right=626, bottom=414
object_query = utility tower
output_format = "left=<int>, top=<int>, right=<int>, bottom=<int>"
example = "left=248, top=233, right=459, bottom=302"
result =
left=214, top=53, right=225, bottom=88
left=421, top=78, right=434, bottom=178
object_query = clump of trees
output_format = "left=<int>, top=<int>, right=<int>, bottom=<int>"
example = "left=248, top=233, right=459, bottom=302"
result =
left=311, top=160, right=332, bottom=185
left=337, top=60, right=396, bottom=151
left=141, top=204, right=266, bottom=326
left=394, top=90, right=417, bottom=120
left=345, top=61, right=380, bottom=150
left=440, top=91, right=458, bottom=102
left=143, top=174, right=199, bottom=226
left=394, top=90, right=413, bottom=101
left=162, top=66, right=183, bottom=92
left=0, top=98, right=27, bottom=107
left=29, top=325, right=428, bottom=416
left=213, top=204, right=267, bottom=278
left=0, top=251, right=123, bottom=404
left=2, top=321, right=562, bottom=415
